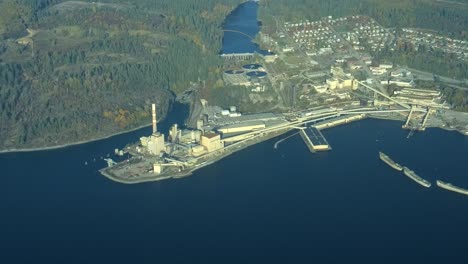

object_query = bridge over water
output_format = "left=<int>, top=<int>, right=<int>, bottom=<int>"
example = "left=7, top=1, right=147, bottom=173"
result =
left=220, top=29, right=257, bottom=60
left=220, top=53, right=255, bottom=60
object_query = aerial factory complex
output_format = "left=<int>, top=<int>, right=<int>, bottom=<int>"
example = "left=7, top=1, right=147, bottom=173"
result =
left=101, top=13, right=468, bottom=188
left=100, top=101, right=370, bottom=184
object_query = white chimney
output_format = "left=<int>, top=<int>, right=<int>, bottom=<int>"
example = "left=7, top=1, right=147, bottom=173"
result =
left=152, top=104, right=157, bottom=134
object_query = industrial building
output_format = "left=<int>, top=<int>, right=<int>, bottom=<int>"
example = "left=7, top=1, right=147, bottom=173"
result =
left=312, top=83, right=328, bottom=93
left=146, top=133, right=165, bottom=155
left=217, top=121, right=266, bottom=134
left=169, top=124, right=201, bottom=144
left=264, top=54, right=278, bottom=62
left=327, top=67, right=359, bottom=90
left=314, top=114, right=366, bottom=130
left=390, top=78, right=414, bottom=87
left=190, top=145, right=206, bottom=157
left=391, top=68, right=411, bottom=78
left=326, top=77, right=358, bottom=90
left=200, top=132, right=224, bottom=152
left=393, top=88, right=448, bottom=108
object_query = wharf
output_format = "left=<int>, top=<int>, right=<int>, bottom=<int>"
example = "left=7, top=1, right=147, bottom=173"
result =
left=300, top=126, right=331, bottom=152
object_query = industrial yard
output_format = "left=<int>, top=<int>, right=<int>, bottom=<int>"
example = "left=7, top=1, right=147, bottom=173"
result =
left=100, top=99, right=439, bottom=184
left=101, top=12, right=468, bottom=184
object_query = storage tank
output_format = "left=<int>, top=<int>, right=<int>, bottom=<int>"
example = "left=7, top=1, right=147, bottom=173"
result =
left=140, top=137, right=149, bottom=147
left=230, top=106, right=237, bottom=112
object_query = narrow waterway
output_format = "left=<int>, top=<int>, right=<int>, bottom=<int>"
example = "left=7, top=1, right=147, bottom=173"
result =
left=221, top=1, right=269, bottom=54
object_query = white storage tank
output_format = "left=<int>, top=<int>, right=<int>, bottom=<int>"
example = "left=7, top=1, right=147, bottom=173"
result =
left=229, top=106, right=237, bottom=112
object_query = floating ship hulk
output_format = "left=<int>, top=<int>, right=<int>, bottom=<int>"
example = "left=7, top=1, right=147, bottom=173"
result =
left=402, top=167, right=432, bottom=188
left=379, top=152, right=431, bottom=188
left=379, top=152, right=403, bottom=171
left=437, top=180, right=468, bottom=196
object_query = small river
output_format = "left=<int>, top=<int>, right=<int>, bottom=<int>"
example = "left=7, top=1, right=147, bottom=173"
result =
left=221, top=1, right=269, bottom=54
left=1, top=2, right=468, bottom=263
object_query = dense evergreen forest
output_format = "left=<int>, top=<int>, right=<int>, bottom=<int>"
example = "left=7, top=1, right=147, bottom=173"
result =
left=373, top=42, right=468, bottom=80
left=0, top=0, right=241, bottom=149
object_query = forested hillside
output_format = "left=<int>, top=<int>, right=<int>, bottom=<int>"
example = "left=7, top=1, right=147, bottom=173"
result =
left=0, top=0, right=241, bottom=150
left=260, top=0, right=468, bottom=39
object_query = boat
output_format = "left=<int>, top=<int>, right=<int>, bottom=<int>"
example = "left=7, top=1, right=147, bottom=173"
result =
left=402, top=167, right=431, bottom=188
left=379, top=152, right=403, bottom=171
left=436, top=180, right=468, bottom=195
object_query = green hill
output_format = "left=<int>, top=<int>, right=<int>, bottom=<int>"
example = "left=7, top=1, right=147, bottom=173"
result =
left=0, top=0, right=241, bottom=150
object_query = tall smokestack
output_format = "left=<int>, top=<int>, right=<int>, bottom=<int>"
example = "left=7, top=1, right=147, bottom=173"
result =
left=152, top=103, right=157, bottom=134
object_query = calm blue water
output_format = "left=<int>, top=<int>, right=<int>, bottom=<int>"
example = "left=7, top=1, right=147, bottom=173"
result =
left=221, top=1, right=269, bottom=55
left=2, top=2, right=468, bottom=264
left=2, top=117, right=468, bottom=263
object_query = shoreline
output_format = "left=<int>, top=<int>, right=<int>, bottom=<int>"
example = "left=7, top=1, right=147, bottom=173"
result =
left=0, top=123, right=152, bottom=154
left=1, top=112, right=467, bottom=155
left=100, top=128, right=292, bottom=184
left=368, top=114, right=468, bottom=136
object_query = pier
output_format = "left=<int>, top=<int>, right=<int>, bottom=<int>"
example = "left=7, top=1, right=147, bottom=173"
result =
left=300, top=126, right=331, bottom=152
left=419, top=108, right=433, bottom=131
left=403, top=107, right=432, bottom=131
left=402, top=106, right=415, bottom=129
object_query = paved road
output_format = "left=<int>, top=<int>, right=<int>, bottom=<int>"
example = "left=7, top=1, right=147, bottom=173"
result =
left=409, top=68, right=468, bottom=90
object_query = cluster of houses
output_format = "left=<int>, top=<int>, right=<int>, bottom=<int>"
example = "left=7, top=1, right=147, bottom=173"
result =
left=282, top=15, right=394, bottom=54
left=284, top=19, right=341, bottom=53
left=330, top=16, right=393, bottom=52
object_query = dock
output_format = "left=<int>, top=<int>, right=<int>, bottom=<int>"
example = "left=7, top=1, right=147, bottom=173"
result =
left=402, top=106, right=415, bottom=129
left=402, top=107, right=432, bottom=131
left=419, top=108, right=433, bottom=131
left=300, top=126, right=331, bottom=152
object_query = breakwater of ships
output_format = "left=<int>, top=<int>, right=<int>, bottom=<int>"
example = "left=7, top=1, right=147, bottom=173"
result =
left=380, top=152, right=468, bottom=195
